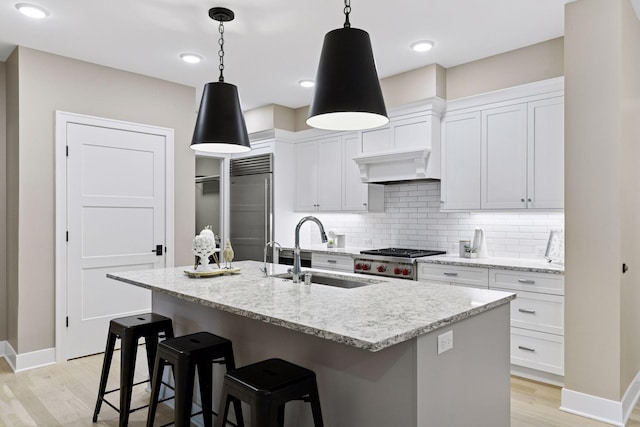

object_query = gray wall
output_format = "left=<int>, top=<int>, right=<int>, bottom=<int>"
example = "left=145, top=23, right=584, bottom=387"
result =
left=6, top=51, right=18, bottom=350
left=7, top=46, right=196, bottom=354
left=0, top=61, right=6, bottom=342
left=564, top=0, right=640, bottom=401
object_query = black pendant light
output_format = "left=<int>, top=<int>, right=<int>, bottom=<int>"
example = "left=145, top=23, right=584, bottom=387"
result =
left=307, top=0, right=388, bottom=131
left=191, top=7, right=251, bottom=154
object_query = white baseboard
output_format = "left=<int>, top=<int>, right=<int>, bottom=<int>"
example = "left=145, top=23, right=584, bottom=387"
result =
left=2, top=341, right=56, bottom=372
left=560, top=370, right=640, bottom=427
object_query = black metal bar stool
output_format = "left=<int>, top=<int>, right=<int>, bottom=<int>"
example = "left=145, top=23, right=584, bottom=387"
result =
left=92, top=312, right=174, bottom=426
left=216, top=358, right=323, bottom=427
left=147, top=331, right=245, bottom=427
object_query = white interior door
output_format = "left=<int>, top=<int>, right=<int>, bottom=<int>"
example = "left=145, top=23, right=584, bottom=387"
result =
left=66, top=122, right=166, bottom=359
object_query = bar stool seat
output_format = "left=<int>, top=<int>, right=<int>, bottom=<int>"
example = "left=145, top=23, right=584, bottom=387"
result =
left=147, top=332, right=244, bottom=427
left=216, top=358, right=323, bottom=427
left=92, top=312, right=174, bottom=426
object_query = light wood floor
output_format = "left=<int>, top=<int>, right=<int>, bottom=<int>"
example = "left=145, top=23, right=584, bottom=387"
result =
left=2, top=351, right=640, bottom=427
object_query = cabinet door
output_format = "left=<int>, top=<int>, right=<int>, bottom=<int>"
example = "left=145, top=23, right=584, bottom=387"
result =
left=294, top=141, right=319, bottom=211
left=361, top=127, right=391, bottom=153
left=527, top=97, right=564, bottom=209
left=394, top=115, right=430, bottom=150
left=481, top=104, right=528, bottom=209
left=317, top=136, right=343, bottom=211
left=441, top=112, right=481, bottom=210
left=342, top=134, right=368, bottom=211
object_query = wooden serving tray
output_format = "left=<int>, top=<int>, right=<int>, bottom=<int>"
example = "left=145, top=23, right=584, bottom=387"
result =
left=184, top=267, right=241, bottom=278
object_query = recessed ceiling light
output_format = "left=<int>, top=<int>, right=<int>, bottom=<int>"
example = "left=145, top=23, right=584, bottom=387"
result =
left=410, top=40, right=435, bottom=53
left=180, top=53, right=202, bottom=64
left=298, top=79, right=315, bottom=88
left=15, top=3, right=49, bottom=19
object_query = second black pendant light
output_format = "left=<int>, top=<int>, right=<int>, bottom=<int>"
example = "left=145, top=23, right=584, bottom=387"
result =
left=307, top=0, right=388, bottom=131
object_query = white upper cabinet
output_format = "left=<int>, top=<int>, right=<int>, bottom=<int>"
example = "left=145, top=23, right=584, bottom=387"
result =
left=441, top=77, right=564, bottom=211
left=295, top=133, right=383, bottom=212
left=441, top=112, right=482, bottom=210
left=527, top=97, right=564, bottom=209
left=481, top=104, right=528, bottom=209
left=317, top=136, right=343, bottom=211
left=294, top=140, right=319, bottom=211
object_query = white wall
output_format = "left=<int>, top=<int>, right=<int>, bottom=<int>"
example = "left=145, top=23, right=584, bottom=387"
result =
left=297, top=182, right=563, bottom=258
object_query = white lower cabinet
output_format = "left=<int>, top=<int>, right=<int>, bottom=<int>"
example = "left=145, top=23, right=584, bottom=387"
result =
left=419, top=263, right=565, bottom=382
left=510, top=328, right=564, bottom=376
left=311, top=253, right=354, bottom=272
left=489, top=269, right=565, bottom=380
left=418, top=264, right=488, bottom=289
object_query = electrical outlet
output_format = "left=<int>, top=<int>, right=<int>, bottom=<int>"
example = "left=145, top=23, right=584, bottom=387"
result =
left=535, top=246, right=546, bottom=257
left=363, top=238, right=373, bottom=247
left=437, top=330, right=453, bottom=355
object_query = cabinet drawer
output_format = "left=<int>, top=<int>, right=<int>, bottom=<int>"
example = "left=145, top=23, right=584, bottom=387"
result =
left=511, top=328, right=563, bottom=375
left=419, top=264, right=489, bottom=288
left=312, top=253, right=354, bottom=272
left=490, top=269, right=564, bottom=295
left=510, top=291, right=563, bottom=335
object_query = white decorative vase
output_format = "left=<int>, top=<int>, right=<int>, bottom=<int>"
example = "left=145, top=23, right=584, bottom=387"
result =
left=192, top=228, right=217, bottom=271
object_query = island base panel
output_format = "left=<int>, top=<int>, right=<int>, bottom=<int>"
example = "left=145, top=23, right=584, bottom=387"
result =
left=153, top=292, right=510, bottom=427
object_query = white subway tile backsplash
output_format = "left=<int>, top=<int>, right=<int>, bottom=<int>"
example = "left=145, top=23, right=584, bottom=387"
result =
left=299, top=182, right=564, bottom=260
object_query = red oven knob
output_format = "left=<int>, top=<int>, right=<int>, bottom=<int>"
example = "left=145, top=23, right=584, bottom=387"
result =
left=377, top=265, right=386, bottom=273
left=402, top=268, right=410, bottom=276
left=355, top=263, right=362, bottom=270
left=394, top=267, right=401, bottom=275
left=362, top=264, right=370, bottom=271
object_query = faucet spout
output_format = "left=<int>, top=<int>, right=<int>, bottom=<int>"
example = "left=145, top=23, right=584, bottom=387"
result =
left=292, top=216, right=328, bottom=283
left=262, top=241, right=281, bottom=277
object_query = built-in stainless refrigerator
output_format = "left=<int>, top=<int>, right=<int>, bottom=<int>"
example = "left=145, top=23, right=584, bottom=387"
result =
left=229, top=154, right=273, bottom=261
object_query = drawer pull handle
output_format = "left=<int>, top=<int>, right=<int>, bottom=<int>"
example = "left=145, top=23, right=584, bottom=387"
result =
left=327, top=259, right=337, bottom=263
left=518, top=308, right=536, bottom=314
left=518, top=279, right=535, bottom=284
left=518, top=345, right=536, bottom=352
left=443, top=272, right=458, bottom=276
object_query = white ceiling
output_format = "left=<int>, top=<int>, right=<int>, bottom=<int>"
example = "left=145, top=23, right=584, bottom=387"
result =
left=0, top=0, right=572, bottom=111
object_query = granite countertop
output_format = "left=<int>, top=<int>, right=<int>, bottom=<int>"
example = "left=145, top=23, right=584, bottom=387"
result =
left=418, top=255, right=564, bottom=275
left=285, top=246, right=564, bottom=274
left=107, top=260, right=514, bottom=352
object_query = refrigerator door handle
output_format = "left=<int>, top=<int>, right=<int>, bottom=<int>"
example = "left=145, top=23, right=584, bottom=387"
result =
left=264, top=178, right=269, bottom=246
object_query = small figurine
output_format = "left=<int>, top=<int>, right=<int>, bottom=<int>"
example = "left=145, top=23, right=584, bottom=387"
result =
left=192, top=226, right=217, bottom=271
left=222, top=239, right=235, bottom=269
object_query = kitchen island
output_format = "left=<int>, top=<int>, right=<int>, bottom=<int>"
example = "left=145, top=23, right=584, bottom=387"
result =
left=108, top=260, right=515, bottom=427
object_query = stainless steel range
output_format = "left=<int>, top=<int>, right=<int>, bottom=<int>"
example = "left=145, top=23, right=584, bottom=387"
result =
left=354, top=248, right=447, bottom=280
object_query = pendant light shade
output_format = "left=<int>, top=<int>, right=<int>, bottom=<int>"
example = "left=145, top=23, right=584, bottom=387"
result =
left=191, top=81, right=250, bottom=153
left=190, top=7, right=251, bottom=154
left=307, top=27, right=388, bottom=131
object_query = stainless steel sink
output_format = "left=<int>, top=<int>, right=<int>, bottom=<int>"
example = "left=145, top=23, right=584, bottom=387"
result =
left=272, top=272, right=379, bottom=289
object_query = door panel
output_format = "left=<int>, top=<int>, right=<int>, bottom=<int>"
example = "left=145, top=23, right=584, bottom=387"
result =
left=67, top=122, right=165, bottom=359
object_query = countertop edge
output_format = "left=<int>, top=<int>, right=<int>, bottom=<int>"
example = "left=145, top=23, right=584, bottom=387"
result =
left=417, top=258, right=564, bottom=275
left=107, top=272, right=515, bottom=352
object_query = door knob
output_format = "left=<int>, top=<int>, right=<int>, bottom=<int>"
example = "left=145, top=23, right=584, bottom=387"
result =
left=153, top=245, right=164, bottom=256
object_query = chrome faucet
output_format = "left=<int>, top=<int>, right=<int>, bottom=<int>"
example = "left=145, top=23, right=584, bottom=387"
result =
left=261, top=241, right=281, bottom=277
left=292, top=216, right=328, bottom=283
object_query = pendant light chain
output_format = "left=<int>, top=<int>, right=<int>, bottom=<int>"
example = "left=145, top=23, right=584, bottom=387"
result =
left=343, top=0, right=351, bottom=28
left=218, top=20, right=225, bottom=82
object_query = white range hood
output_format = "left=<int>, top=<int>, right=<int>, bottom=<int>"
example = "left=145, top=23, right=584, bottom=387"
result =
left=352, top=98, right=445, bottom=183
